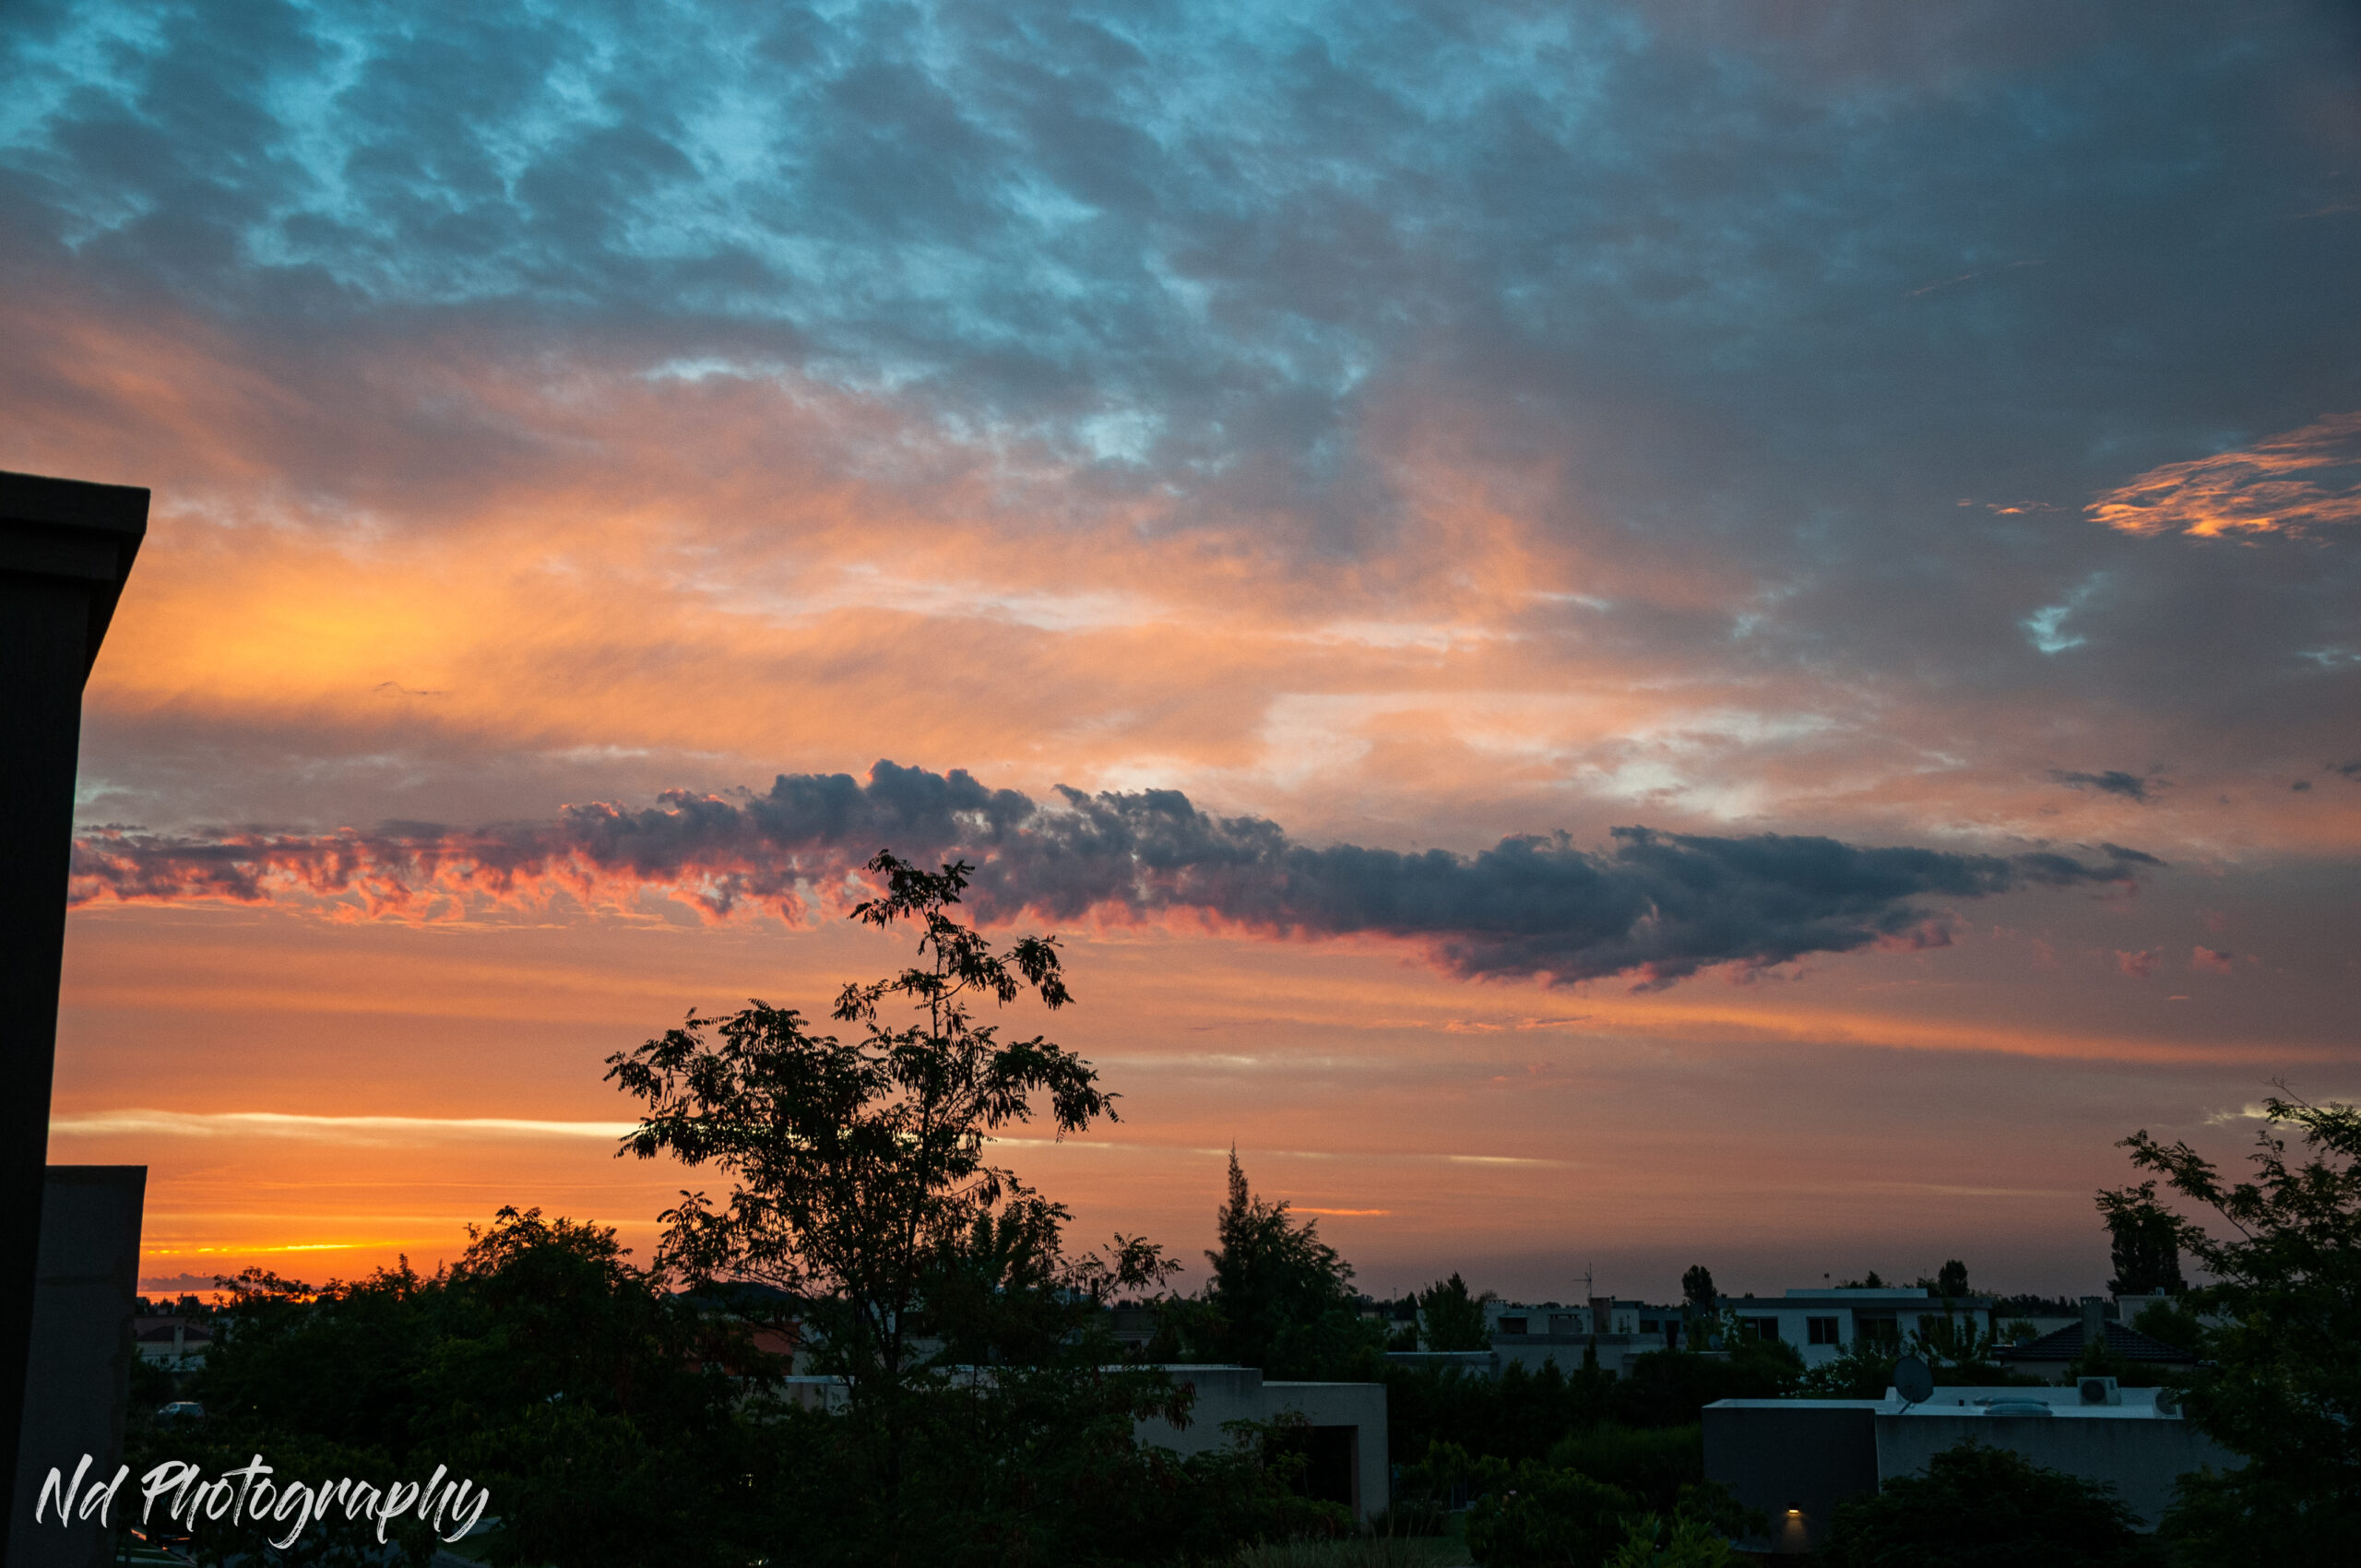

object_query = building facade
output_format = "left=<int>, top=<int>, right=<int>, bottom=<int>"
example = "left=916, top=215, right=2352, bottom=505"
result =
left=1714, top=1287, right=1997, bottom=1368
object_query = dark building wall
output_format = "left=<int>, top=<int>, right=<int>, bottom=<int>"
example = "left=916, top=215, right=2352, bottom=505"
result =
left=0, top=471, right=148, bottom=1568
left=8, top=1168, right=148, bottom=1568
left=1703, top=1404, right=1878, bottom=1555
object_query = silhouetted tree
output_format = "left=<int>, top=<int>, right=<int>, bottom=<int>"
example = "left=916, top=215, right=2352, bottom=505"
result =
left=2110, top=1092, right=2361, bottom=1564
left=1417, top=1271, right=1493, bottom=1351
left=606, top=851, right=1176, bottom=1514
left=1181, top=1149, right=1384, bottom=1379
left=2098, top=1181, right=2187, bottom=1296
left=1679, top=1265, right=1715, bottom=1314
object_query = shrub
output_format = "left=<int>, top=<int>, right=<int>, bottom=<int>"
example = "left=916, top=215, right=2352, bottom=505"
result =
left=1465, top=1467, right=1636, bottom=1568
left=1605, top=1512, right=1733, bottom=1568
left=1543, top=1425, right=1702, bottom=1515
left=1821, top=1441, right=2161, bottom=1568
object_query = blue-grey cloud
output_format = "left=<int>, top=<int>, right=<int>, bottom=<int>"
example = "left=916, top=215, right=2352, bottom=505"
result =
left=2049, top=769, right=2154, bottom=802
left=5, top=0, right=2357, bottom=840
left=69, top=760, right=2156, bottom=988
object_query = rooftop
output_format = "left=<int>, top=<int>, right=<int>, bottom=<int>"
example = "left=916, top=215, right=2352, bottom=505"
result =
left=1998, top=1320, right=2195, bottom=1364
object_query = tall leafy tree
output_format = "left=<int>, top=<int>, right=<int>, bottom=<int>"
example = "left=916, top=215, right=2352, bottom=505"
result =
left=1416, top=1271, right=1494, bottom=1352
left=1175, top=1149, right=1383, bottom=1379
left=605, top=851, right=1174, bottom=1513
left=2099, top=1181, right=2188, bottom=1295
left=2105, top=1091, right=2360, bottom=1564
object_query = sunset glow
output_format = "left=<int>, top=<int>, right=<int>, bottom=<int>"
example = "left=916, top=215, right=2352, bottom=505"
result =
left=8, top=0, right=2357, bottom=1305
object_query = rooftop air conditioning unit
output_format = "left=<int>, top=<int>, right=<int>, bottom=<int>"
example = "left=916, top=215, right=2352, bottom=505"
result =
left=2077, top=1376, right=2121, bottom=1406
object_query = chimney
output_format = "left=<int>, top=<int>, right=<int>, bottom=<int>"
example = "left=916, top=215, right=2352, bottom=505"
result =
left=1590, top=1296, right=1613, bottom=1336
left=2081, top=1296, right=2106, bottom=1348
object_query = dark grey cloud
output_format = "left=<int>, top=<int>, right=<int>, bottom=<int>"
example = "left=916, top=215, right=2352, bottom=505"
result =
left=70, top=760, right=2155, bottom=988
left=2049, top=769, right=2155, bottom=802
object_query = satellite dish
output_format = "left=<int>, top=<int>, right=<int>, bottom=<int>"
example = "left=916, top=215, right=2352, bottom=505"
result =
left=1893, top=1355, right=1935, bottom=1405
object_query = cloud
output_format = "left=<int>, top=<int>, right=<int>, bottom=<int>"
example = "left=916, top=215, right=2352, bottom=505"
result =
left=2117, top=949, right=2159, bottom=979
left=71, top=761, right=2154, bottom=989
left=2190, top=945, right=2236, bottom=976
left=2049, top=768, right=2155, bottom=802
left=139, top=1273, right=229, bottom=1294
left=2087, top=411, right=2361, bottom=539
left=52, top=1110, right=640, bottom=1141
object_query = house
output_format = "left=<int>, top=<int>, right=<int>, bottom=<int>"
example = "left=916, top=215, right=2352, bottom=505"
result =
left=133, top=1314, right=213, bottom=1369
left=1484, top=1297, right=1680, bottom=1343
left=1995, top=1298, right=2199, bottom=1384
left=1714, top=1287, right=1997, bottom=1368
left=1136, top=1364, right=1389, bottom=1522
left=1392, top=1296, right=1683, bottom=1379
left=1704, top=1382, right=2237, bottom=1553
left=772, top=1363, right=1391, bottom=1523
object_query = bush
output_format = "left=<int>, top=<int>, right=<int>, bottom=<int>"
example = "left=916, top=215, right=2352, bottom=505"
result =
left=1385, top=1359, right=1613, bottom=1467
left=1605, top=1512, right=1733, bottom=1568
left=1606, top=1343, right=1799, bottom=1429
left=1465, top=1467, right=1636, bottom=1568
left=1543, top=1425, right=1702, bottom=1515
left=1821, top=1441, right=2162, bottom=1568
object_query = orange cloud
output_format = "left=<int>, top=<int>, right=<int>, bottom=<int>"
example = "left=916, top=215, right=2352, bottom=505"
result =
left=2087, top=411, right=2361, bottom=538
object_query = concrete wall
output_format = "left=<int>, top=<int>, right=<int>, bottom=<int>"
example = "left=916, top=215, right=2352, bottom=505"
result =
left=1872, top=1410, right=2237, bottom=1528
left=1702, top=1403, right=1879, bottom=1555
left=9, top=1167, right=147, bottom=1568
left=1138, top=1366, right=1389, bottom=1522
left=1706, top=1391, right=2243, bottom=1552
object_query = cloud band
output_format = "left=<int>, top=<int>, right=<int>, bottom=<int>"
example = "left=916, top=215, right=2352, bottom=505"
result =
left=72, top=761, right=2156, bottom=988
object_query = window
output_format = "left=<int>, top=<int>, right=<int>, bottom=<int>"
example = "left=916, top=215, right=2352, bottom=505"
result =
left=1548, top=1313, right=1578, bottom=1335
left=1498, top=1316, right=1527, bottom=1335
left=1741, top=1316, right=1780, bottom=1341
left=1808, top=1316, right=1841, bottom=1346
left=1858, top=1318, right=1901, bottom=1347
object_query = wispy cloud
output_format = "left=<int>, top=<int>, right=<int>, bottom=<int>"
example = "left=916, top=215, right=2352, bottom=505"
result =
left=2088, top=412, right=2361, bottom=538
left=53, top=1110, right=638, bottom=1142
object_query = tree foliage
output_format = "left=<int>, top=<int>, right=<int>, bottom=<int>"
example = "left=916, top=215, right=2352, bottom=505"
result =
left=1821, top=1441, right=2159, bottom=1568
left=1416, top=1271, right=1494, bottom=1351
left=136, top=1210, right=759, bottom=1568
left=1157, top=1149, right=1386, bottom=1380
left=2099, top=1181, right=2188, bottom=1296
left=1406, top=1436, right=1753, bottom=1568
left=2106, top=1090, right=2361, bottom=1563
left=605, top=853, right=1148, bottom=1403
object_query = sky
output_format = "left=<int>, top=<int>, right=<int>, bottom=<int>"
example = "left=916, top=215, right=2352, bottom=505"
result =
left=6, top=0, right=2358, bottom=1305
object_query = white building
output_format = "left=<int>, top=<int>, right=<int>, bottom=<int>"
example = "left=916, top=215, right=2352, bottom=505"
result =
left=1473, top=1297, right=1683, bottom=1378
left=1705, top=1382, right=2236, bottom=1553
left=1715, top=1288, right=1997, bottom=1369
